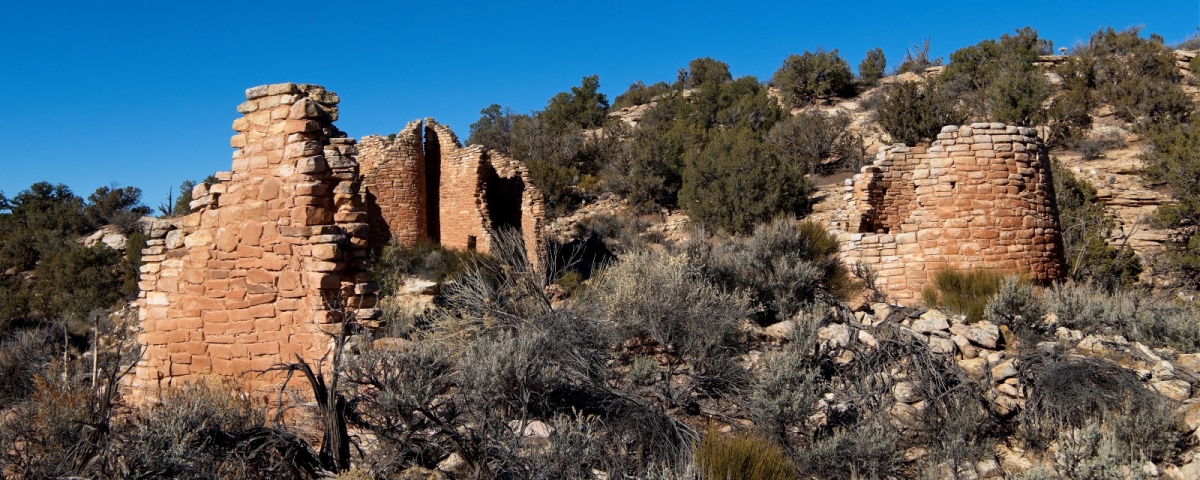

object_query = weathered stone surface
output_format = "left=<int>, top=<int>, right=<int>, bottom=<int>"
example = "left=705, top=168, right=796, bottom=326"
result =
left=1176, top=353, right=1200, bottom=372
left=129, top=83, right=376, bottom=401
left=358, top=119, right=546, bottom=265
left=893, top=381, right=921, bottom=403
left=959, top=357, right=988, bottom=380
left=912, top=310, right=950, bottom=333
left=991, top=359, right=1018, bottom=381
left=928, top=335, right=956, bottom=354
left=1153, top=380, right=1191, bottom=401
left=818, top=323, right=851, bottom=348
left=951, top=321, right=1001, bottom=349
left=764, top=320, right=797, bottom=341
left=838, top=125, right=1065, bottom=302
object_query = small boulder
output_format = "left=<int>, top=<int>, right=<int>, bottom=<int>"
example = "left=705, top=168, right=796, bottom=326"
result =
left=997, top=383, right=1020, bottom=398
left=1176, top=353, right=1200, bottom=372
left=858, top=330, right=878, bottom=348
left=893, top=381, right=921, bottom=403
left=959, top=357, right=988, bottom=380
left=401, top=278, right=439, bottom=296
left=1152, top=380, right=1191, bottom=401
left=911, top=310, right=950, bottom=333
left=764, top=321, right=797, bottom=341
left=1178, top=402, right=1200, bottom=432
left=435, top=453, right=467, bottom=477
left=373, top=337, right=414, bottom=351
left=929, top=336, right=956, bottom=355
left=975, top=459, right=1003, bottom=479
left=952, top=334, right=979, bottom=359
left=991, top=359, right=1018, bottom=382
left=818, top=324, right=851, bottom=348
left=101, top=232, right=127, bottom=251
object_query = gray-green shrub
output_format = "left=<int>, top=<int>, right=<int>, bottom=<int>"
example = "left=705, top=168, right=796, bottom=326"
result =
left=772, top=49, right=856, bottom=108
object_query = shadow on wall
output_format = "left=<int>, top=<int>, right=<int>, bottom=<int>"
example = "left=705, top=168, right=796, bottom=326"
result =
left=483, top=161, right=524, bottom=232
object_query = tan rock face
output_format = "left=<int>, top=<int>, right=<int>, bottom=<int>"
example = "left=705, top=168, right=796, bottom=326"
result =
left=129, top=83, right=376, bottom=401
left=838, top=124, right=1066, bottom=303
left=357, top=119, right=545, bottom=264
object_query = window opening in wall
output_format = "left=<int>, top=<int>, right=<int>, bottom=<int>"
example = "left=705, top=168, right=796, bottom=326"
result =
left=482, top=162, right=524, bottom=233
left=467, top=235, right=477, bottom=251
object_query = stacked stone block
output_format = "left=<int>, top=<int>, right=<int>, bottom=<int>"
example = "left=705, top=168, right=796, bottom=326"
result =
left=131, top=83, right=378, bottom=399
left=359, top=120, right=427, bottom=248
left=839, top=123, right=1066, bottom=302
left=358, top=119, right=546, bottom=262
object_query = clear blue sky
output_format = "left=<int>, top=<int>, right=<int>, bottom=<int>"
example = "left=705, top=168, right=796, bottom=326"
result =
left=2, top=1, right=1198, bottom=208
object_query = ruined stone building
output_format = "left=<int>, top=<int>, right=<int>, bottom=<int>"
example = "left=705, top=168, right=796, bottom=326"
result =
left=356, top=119, right=545, bottom=260
left=837, top=123, right=1067, bottom=302
left=129, top=84, right=544, bottom=398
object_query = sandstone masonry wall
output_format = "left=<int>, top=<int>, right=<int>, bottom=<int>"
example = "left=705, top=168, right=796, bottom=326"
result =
left=359, top=120, right=427, bottom=248
left=839, top=123, right=1066, bottom=302
left=131, top=83, right=378, bottom=399
left=358, top=119, right=545, bottom=261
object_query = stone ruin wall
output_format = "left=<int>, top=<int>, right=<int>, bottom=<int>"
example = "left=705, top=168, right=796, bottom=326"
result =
left=358, top=120, right=546, bottom=262
left=838, top=123, right=1066, bottom=303
left=358, top=120, right=426, bottom=249
left=130, top=83, right=379, bottom=400
left=130, top=83, right=548, bottom=400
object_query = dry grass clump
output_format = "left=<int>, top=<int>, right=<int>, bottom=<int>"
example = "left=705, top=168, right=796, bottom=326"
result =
left=695, top=426, right=795, bottom=480
left=922, top=269, right=1006, bottom=323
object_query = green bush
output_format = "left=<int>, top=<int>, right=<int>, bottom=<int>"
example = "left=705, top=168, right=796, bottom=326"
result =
left=608, top=73, right=793, bottom=216
left=772, top=49, right=856, bottom=108
left=689, top=218, right=860, bottom=323
left=680, top=126, right=815, bottom=234
left=678, top=57, right=732, bottom=89
left=1142, top=117, right=1200, bottom=286
left=1041, top=282, right=1200, bottom=352
left=1045, top=57, right=1096, bottom=147
left=542, top=75, right=610, bottom=134
left=1073, top=27, right=1191, bottom=125
left=1020, top=354, right=1185, bottom=463
left=374, top=238, right=484, bottom=292
left=877, top=81, right=964, bottom=146
left=766, top=110, right=864, bottom=174
left=936, top=27, right=1052, bottom=126
left=750, top=323, right=820, bottom=446
left=116, top=380, right=321, bottom=479
left=84, top=185, right=150, bottom=230
left=921, top=269, right=1005, bottom=323
left=793, top=422, right=902, bottom=480
left=695, top=426, right=795, bottom=480
left=467, top=104, right=516, bottom=156
left=587, top=249, right=750, bottom=406
left=984, top=276, right=1045, bottom=327
left=858, top=47, right=886, bottom=85
left=527, top=158, right=581, bottom=216
left=612, top=80, right=672, bottom=109
left=605, top=103, right=686, bottom=211
left=1051, top=159, right=1142, bottom=289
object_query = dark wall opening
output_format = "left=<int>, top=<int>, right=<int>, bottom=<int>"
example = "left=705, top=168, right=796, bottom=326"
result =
left=482, top=163, right=524, bottom=232
left=423, top=122, right=441, bottom=243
